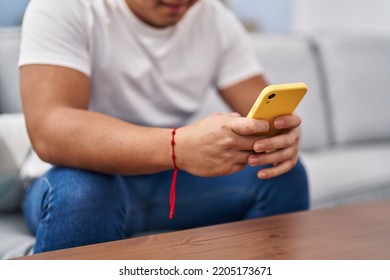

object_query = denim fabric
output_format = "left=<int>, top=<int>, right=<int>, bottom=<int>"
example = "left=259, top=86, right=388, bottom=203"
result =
left=23, top=160, right=309, bottom=253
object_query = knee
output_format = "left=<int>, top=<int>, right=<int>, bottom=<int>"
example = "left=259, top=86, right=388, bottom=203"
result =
left=31, top=167, right=127, bottom=253
left=289, top=159, right=308, bottom=186
left=43, top=167, right=124, bottom=212
left=259, top=159, right=309, bottom=215
left=277, top=159, right=310, bottom=211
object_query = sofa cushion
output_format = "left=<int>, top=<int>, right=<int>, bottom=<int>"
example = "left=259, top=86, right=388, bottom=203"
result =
left=317, top=33, right=390, bottom=145
left=0, top=114, right=30, bottom=212
left=0, top=213, right=35, bottom=259
left=302, top=142, right=390, bottom=208
left=0, top=138, right=22, bottom=212
left=0, top=27, right=23, bottom=113
left=251, top=34, right=331, bottom=151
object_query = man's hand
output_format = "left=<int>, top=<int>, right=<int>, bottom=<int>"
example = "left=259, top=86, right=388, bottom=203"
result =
left=175, top=112, right=270, bottom=177
left=247, top=114, right=302, bottom=179
left=218, top=75, right=302, bottom=179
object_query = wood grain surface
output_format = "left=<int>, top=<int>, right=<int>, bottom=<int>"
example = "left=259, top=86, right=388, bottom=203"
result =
left=17, top=200, right=390, bottom=260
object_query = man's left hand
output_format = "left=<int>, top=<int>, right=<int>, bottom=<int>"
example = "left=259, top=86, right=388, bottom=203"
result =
left=247, top=114, right=302, bottom=179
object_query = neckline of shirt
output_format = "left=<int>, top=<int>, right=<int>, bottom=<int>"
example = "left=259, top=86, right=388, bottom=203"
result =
left=118, top=0, right=176, bottom=38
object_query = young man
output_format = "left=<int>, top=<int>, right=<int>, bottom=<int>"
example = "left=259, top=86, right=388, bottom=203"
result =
left=19, top=0, right=308, bottom=253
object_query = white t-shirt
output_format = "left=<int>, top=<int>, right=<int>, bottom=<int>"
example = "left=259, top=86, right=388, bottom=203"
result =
left=18, top=0, right=263, bottom=179
left=19, top=0, right=262, bottom=127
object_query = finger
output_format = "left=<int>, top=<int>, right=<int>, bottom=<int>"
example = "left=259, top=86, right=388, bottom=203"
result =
left=257, top=157, right=298, bottom=179
left=229, top=117, right=270, bottom=136
left=211, top=112, right=241, bottom=117
left=228, top=112, right=241, bottom=118
left=248, top=146, right=297, bottom=166
left=274, top=114, right=301, bottom=130
left=228, top=150, right=253, bottom=164
left=233, top=135, right=267, bottom=151
left=253, top=128, right=299, bottom=153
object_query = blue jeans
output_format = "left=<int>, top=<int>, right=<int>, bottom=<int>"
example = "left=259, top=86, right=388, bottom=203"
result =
left=23, top=160, right=309, bottom=253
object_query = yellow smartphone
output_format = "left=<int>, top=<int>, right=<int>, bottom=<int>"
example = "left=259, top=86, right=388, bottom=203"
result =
left=247, top=83, right=307, bottom=137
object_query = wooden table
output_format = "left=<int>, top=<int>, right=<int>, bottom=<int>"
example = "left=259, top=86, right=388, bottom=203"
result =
left=17, top=200, right=390, bottom=260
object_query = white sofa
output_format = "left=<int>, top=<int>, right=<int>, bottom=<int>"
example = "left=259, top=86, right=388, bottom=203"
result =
left=1, top=27, right=390, bottom=259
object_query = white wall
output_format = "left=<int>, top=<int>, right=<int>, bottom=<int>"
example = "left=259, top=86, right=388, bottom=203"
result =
left=292, top=0, right=390, bottom=34
left=227, top=0, right=292, bottom=33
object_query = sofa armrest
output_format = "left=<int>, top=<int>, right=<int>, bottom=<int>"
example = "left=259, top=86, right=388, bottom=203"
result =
left=0, top=114, right=31, bottom=212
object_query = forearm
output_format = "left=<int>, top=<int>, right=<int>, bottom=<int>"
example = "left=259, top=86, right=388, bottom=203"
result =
left=219, top=75, right=269, bottom=116
left=32, top=107, right=173, bottom=175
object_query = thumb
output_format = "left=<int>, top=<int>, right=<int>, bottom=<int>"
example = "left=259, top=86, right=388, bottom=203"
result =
left=229, top=117, right=270, bottom=136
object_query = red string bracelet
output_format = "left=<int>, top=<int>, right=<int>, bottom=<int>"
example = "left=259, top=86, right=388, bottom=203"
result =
left=169, top=127, right=179, bottom=219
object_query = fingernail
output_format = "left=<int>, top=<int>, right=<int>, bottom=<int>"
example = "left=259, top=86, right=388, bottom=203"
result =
left=255, top=143, right=266, bottom=152
left=274, top=119, right=284, bottom=128
left=262, top=121, right=270, bottom=131
left=248, top=158, right=256, bottom=166
left=259, top=171, right=268, bottom=179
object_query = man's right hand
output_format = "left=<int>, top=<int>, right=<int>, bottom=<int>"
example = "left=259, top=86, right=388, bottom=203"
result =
left=174, top=112, right=270, bottom=177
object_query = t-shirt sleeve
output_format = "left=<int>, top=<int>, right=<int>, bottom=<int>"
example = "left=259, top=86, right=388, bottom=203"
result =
left=18, top=0, right=91, bottom=76
left=215, top=8, right=263, bottom=90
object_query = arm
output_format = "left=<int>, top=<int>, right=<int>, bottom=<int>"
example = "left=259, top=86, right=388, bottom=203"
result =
left=20, top=65, right=173, bottom=175
left=20, top=65, right=271, bottom=177
left=219, top=75, right=302, bottom=179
